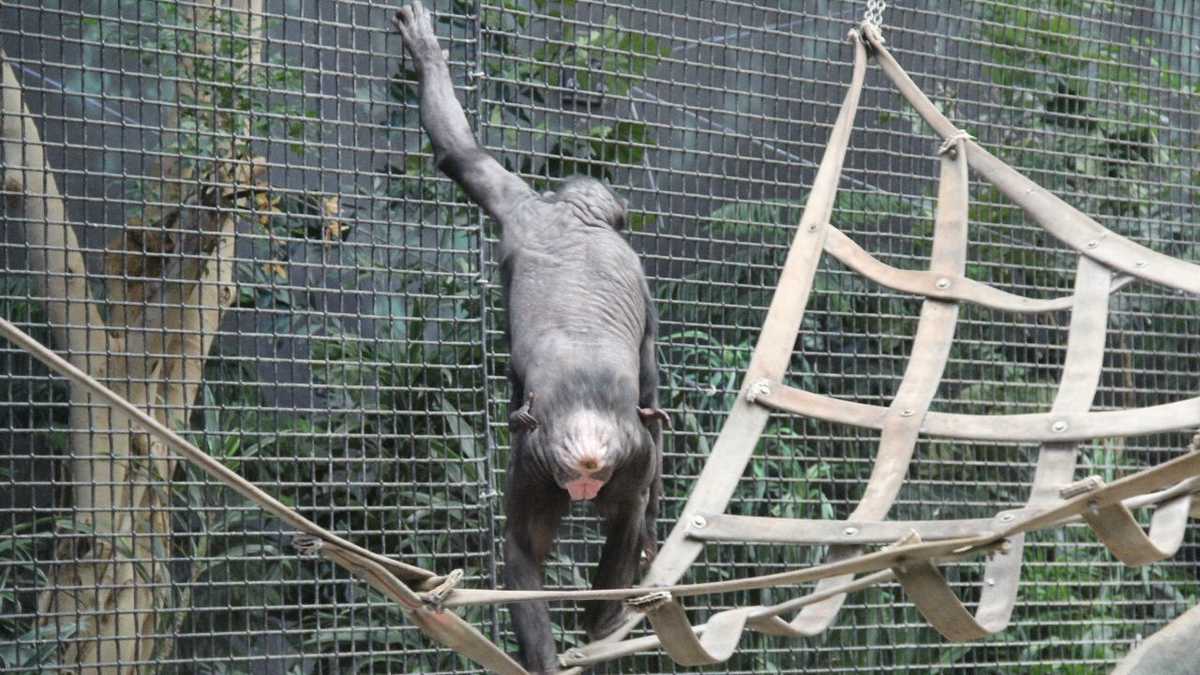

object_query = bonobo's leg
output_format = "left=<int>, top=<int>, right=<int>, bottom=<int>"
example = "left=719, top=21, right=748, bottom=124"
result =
left=639, top=448, right=662, bottom=567
left=584, top=483, right=650, bottom=640
left=503, top=459, right=569, bottom=673
left=391, top=2, right=533, bottom=219
left=636, top=300, right=664, bottom=564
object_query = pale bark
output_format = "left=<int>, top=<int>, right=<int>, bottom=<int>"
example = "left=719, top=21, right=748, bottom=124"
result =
left=3, top=0, right=267, bottom=670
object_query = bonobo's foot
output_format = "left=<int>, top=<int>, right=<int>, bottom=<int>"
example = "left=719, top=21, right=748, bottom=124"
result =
left=510, top=392, right=539, bottom=432
left=585, top=602, right=629, bottom=641
left=392, top=1, right=443, bottom=64
left=638, top=407, right=671, bottom=429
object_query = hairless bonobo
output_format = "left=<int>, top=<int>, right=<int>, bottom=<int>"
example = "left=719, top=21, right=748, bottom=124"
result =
left=392, top=3, right=668, bottom=672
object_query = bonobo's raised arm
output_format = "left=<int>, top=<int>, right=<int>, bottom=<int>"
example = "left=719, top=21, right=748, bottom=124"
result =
left=392, top=3, right=534, bottom=218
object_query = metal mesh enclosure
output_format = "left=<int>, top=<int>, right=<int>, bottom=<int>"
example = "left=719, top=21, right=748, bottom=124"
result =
left=1, top=0, right=1198, bottom=673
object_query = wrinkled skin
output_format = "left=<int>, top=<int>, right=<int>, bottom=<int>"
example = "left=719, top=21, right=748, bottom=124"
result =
left=393, top=4, right=665, bottom=673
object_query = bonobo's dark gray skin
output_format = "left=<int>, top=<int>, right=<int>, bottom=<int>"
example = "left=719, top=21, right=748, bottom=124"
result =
left=392, top=4, right=666, bottom=672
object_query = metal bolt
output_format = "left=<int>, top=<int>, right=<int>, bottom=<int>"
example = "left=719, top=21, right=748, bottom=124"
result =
left=999, top=513, right=1014, bottom=523
left=691, top=515, right=708, bottom=529
left=900, top=408, right=914, bottom=417
left=807, top=223, right=818, bottom=232
left=935, top=277, right=951, bottom=290
left=843, top=526, right=859, bottom=536
left=745, top=378, right=772, bottom=404
left=1051, top=420, right=1068, bottom=433
left=1086, top=240, right=1098, bottom=249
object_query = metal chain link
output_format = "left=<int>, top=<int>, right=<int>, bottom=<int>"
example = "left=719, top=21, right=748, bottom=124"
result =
left=864, top=0, right=887, bottom=28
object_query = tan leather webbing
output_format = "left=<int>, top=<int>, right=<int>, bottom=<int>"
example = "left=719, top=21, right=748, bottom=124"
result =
left=563, top=22, right=1200, bottom=672
left=5, top=20, right=1199, bottom=675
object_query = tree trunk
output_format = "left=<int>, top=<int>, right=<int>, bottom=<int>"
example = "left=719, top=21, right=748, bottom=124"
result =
left=2, top=0, right=266, bottom=670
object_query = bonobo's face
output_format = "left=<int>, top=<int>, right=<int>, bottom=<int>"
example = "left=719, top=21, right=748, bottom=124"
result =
left=552, top=176, right=628, bottom=230
left=530, top=408, right=649, bottom=501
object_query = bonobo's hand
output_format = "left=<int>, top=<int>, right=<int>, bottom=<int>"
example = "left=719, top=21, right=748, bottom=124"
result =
left=392, top=1, right=444, bottom=65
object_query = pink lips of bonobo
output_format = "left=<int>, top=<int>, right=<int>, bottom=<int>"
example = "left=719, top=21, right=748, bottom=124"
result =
left=564, top=476, right=605, bottom=501
left=558, top=412, right=613, bottom=500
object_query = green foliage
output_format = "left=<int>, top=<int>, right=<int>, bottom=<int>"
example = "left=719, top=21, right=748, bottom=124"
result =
left=979, top=1, right=1193, bottom=239
left=0, top=283, right=69, bottom=673
left=78, top=0, right=313, bottom=157
left=388, top=0, right=666, bottom=197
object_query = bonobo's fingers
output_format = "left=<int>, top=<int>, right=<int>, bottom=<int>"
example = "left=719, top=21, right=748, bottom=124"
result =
left=638, top=406, right=671, bottom=429
left=391, top=1, right=442, bottom=64
left=510, top=409, right=538, bottom=433
left=509, top=392, right=539, bottom=432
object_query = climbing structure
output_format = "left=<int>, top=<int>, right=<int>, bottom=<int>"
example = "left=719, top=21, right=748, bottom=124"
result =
left=557, top=22, right=1200, bottom=673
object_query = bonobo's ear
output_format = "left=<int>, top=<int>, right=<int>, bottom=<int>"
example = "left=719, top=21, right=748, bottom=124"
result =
left=638, top=407, right=671, bottom=429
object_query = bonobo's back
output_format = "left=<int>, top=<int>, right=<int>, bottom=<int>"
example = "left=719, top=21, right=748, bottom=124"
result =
left=498, top=178, right=650, bottom=383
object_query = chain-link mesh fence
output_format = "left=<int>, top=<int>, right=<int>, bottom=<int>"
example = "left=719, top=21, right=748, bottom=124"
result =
left=1, top=0, right=1197, bottom=673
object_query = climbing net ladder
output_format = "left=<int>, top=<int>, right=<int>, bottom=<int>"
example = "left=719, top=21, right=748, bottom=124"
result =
left=557, top=23, right=1200, bottom=672
left=2, top=20, right=1198, bottom=675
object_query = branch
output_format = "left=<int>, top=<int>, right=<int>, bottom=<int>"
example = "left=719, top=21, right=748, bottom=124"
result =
left=1, top=49, right=129, bottom=517
left=1, top=50, right=109, bottom=369
left=155, top=0, right=267, bottom=432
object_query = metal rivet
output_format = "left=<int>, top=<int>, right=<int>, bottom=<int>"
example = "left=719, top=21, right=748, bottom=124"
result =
left=900, top=408, right=914, bottom=417
left=999, top=513, right=1014, bottom=522
left=843, top=527, right=858, bottom=536
left=935, top=277, right=951, bottom=290
left=1051, top=420, right=1068, bottom=433
left=745, top=379, right=772, bottom=404
left=986, top=577, right=996, bottom=586
left=690, top=515, right=707, bottom=529
left=807, top=223, right=818, bottom=232
left=1086, top=240, right=1098, bottom=249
